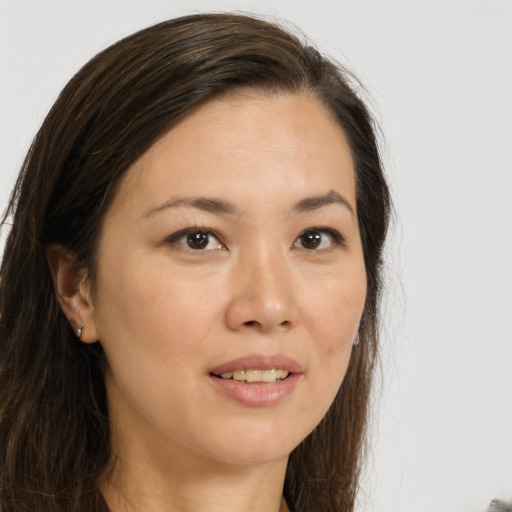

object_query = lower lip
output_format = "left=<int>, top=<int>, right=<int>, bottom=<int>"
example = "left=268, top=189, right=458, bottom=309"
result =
left=209, top=373, right=302, bottom=407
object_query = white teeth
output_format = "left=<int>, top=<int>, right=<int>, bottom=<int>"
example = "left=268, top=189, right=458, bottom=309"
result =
left=261, top=369, right=277, bottom=382
left=218, top=368, right=289, bottom=383
left=233, top=370, right=245, bottom=381
left=276, top=369, right=289, bottom=380
left=245, top=369, right=262, bottom=382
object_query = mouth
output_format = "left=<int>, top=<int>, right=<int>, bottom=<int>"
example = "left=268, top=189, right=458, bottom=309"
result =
left=208, top=354, right=303, bottom=406
left=209, top=353, right=303, bottom=381
left=210, top=368, right=291, bottom=383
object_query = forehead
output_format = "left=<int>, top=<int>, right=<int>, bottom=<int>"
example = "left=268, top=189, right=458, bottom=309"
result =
left=110, top=92, right=355, bottom=215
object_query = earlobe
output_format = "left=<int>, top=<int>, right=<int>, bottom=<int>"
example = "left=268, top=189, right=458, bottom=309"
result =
left=46, top=244, right=99, bottom=343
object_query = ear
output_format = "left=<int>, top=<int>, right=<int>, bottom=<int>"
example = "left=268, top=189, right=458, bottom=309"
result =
left=46, top=244, right=99, bottom=343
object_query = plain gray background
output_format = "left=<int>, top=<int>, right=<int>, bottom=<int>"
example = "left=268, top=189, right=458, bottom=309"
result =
left=1, top=1, right=511, bottom=511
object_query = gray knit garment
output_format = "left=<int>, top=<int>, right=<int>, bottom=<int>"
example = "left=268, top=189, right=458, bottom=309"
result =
left=487, top=499, right=512, bottom=512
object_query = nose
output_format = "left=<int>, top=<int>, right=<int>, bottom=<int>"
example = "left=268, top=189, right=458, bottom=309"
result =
left=225, top=246, right=299, bottom=333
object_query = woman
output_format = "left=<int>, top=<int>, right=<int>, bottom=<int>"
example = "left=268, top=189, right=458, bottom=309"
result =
left=0, top=13, right=390, bottom=512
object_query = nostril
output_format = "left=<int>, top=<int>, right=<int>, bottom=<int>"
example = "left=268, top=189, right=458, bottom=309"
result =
left=242, top=319, right=292, bottom=330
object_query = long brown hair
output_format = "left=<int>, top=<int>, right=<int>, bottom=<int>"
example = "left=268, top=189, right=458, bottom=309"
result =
left=0, top=13, right=390, bottom=512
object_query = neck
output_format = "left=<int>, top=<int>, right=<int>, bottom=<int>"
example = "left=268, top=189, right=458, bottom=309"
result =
left=100, top=443, right=289, bottom=512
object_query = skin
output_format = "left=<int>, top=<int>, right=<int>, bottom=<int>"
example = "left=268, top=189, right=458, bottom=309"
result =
left=50, top=92, right=367, bottom=512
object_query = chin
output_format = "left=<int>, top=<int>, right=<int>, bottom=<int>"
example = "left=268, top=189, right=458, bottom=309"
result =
left=216, top=446, right=291, bottom=467
left=204, top=424, right=300, bottom=466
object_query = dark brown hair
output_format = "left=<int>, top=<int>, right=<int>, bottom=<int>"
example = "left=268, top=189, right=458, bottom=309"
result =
left=0, top=13, right=390, bottom=512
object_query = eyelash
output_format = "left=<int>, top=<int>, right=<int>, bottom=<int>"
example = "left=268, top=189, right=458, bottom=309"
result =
left=165, top=226, right=345, bottom=252
left=294, top=227, right=345, bottom=251
left=166, top=227, right=225, bottom=251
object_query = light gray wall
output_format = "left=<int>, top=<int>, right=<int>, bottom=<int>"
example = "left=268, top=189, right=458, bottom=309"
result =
left=1, top=1, right=511, bottom=511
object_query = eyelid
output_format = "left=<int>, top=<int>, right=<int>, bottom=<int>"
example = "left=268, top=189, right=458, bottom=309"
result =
left=294, top=226, right=346, bottom=250
left=165, top=227, right=225, bottom=250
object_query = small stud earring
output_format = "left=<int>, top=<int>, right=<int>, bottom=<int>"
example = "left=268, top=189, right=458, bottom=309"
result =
left=76, top=325, right=84, bottom=338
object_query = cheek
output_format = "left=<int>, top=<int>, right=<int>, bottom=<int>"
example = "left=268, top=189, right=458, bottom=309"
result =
left=302, top=267, right=366, bottom=386
left=92, top=258, right=225, bottom=428
left=307, top=272, right=366, bottom=343
left=93, top=255, right=226, bottom=365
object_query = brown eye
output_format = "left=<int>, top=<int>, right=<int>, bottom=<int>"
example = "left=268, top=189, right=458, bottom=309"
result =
left=187, top=231, right=209, bottom=249
left=167, top=228, right=224, bottom=251
left=300, top=231, right=322, bottom=249
left=294, top=228, right=343, bottom=250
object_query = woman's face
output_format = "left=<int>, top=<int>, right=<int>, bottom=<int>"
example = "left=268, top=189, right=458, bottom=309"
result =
left=86, top=92, right=367, bottom=468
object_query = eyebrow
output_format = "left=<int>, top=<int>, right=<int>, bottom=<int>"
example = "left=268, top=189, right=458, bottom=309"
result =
left=293, top=190, right=355, bottom=215
left=144, top=196, right=240, bottom=218
left=143, top=190, right=354, bottom=218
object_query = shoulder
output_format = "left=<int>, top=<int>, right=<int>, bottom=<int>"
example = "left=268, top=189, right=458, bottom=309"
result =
left=487, top=499, right=512, bottom=512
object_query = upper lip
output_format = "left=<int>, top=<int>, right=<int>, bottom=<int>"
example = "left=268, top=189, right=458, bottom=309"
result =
left=209, top=354, right=304, bottom=376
